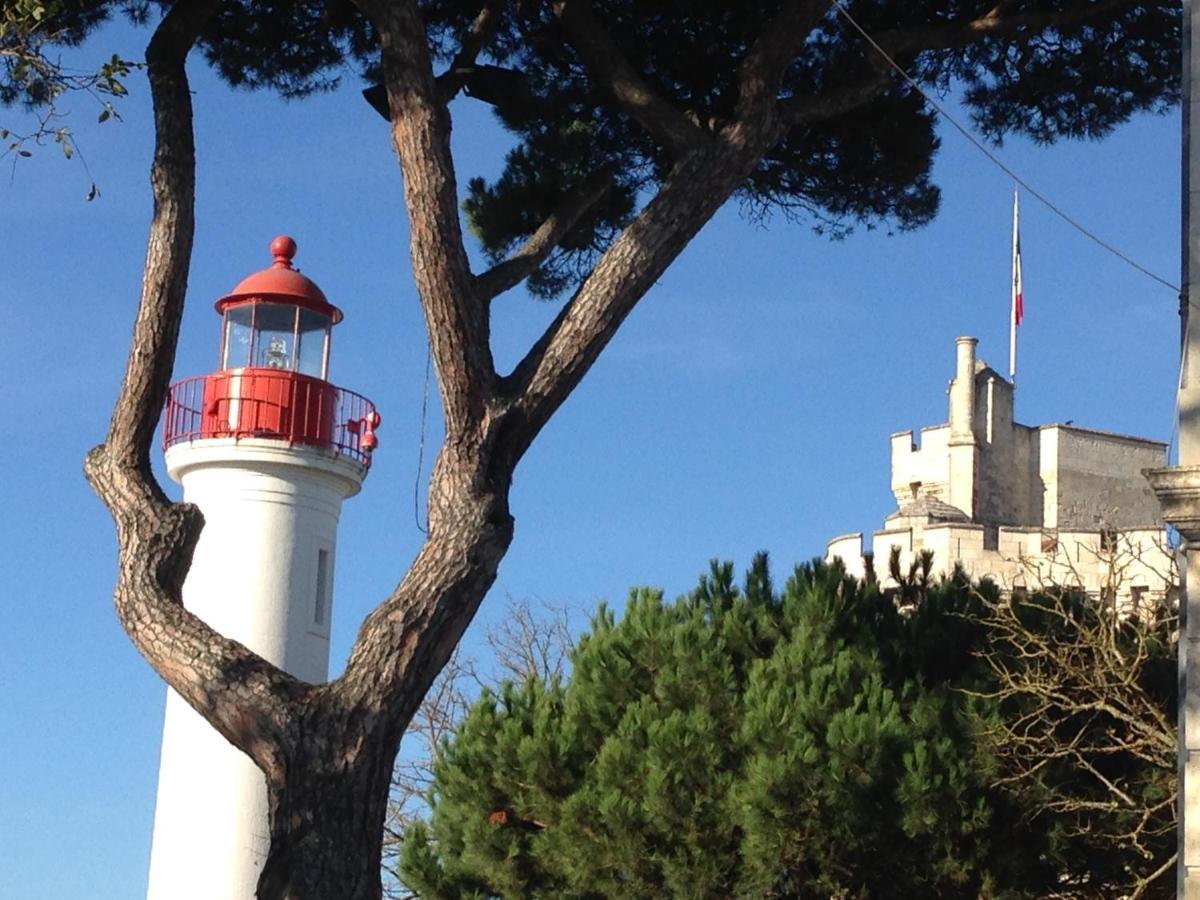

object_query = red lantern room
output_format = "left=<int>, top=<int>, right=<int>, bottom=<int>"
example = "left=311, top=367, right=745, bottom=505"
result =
left=215, top=235, right=342, bottom=376
left=163, top=236, right=380, bottom=462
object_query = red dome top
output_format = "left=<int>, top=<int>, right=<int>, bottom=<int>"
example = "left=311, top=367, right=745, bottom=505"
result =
left=214, top=235, right=343, bottom=323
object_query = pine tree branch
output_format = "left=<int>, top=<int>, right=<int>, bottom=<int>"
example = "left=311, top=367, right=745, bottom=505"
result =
left=774, top=0, right=1149, bottom=141
left=356, top=0, right=497, bottom=437
left=780, top=68, right=892, bottom=128
left=433, top=1, right=505, bottom=104
left=85, top=0, right=298, bottom=777
left=474, top=172, right=613, bottom=301
left=879, top=0, right=1145, bottom=57
left=497, top=4, right=856, bottom=456
left=550, top=0, right=710, bottom=157
left=731, top=0, right=834, bottom=135
left=499, top=143, right=756, bottom=462
left=100, top=1, right=212, bottom=473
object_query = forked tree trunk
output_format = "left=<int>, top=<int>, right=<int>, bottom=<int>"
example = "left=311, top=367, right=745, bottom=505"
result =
left=89, top=1, right=926, bottom=896
left=257, top=448, right=515, bottom=898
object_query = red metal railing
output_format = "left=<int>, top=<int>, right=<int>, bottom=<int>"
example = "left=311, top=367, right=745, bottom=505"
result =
left=163, top=370, right=379, bottom=466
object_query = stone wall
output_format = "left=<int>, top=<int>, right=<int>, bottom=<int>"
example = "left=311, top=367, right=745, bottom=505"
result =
left=890, top=425, right=951, bottom=507
left=1043, top=426, right=1167, bottom=530
left=826, top=525, right=1174, bottom=605
left=828, top=337, right=1174, bottom=606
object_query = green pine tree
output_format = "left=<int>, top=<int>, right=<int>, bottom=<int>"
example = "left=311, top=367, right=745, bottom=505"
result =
left=399, top=556, right=1056, bottom=898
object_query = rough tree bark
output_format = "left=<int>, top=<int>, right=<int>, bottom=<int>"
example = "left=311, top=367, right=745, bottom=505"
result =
left=84, top=0, right=1157, bottom=896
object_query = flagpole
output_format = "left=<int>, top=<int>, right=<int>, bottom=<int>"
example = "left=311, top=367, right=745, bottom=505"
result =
left=1010, top=187, right=1020, bottom=388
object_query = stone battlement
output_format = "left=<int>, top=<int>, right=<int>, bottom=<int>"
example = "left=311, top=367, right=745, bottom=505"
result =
left=827, top=336, right=1173, bottom=603
left=827, top=525, right=1173, bottom=604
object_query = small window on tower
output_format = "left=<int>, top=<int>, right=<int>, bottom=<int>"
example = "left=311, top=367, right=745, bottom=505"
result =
left=983, top=526, right=999, bottom=552
left=315, top=549, right=329, bottom=626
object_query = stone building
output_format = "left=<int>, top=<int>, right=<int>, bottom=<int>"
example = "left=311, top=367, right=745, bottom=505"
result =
left=826, top=337, right=1175, bottom=603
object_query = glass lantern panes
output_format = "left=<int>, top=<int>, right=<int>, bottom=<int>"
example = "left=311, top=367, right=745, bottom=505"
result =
left=297, top=308, right=331, bottom=378
left=222, top=306, right=254, bottom=369
left=220, top=302, right=333, bottom=377
left=253, top=303, right=296, bottom=370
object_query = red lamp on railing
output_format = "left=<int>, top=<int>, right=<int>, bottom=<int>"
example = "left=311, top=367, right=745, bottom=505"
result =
left=163, top=236, right=379, bottom=464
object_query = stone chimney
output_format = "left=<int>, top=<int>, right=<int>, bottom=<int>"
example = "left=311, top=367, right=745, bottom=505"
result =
left=947, top=336, right=978, bottom=518
left=949, top=336, right=977, bottom=441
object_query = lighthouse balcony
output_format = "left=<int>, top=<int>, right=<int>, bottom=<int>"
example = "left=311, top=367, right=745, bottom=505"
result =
left=163, top=369, right=379, bottom=465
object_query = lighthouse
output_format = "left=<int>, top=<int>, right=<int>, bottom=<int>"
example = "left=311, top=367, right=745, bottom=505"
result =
left=146, top=236, right=379, bottom=899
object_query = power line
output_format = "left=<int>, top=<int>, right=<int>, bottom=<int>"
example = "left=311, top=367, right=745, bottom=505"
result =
left=830, top=0, right=1180, bottom=295
left=413, top=344, right=432, bottom=536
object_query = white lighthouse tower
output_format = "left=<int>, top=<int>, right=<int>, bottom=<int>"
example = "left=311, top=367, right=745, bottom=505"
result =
left=146, top=236, right=380, bottom=899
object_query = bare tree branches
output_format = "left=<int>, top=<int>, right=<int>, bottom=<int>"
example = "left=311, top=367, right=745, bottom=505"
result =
left=382, top=598, right=576, bottom=898
left=968, top=546, right=1178, bottom=899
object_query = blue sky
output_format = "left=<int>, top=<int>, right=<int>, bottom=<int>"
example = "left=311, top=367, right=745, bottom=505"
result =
left=0, top=16, right=1183, bottom=899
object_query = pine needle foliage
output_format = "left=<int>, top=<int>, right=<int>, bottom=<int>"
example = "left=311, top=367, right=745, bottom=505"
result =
left=398, top=556, right=1053, bottom=898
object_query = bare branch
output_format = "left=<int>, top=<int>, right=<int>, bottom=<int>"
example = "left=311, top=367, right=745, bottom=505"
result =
left=474, top=172, right=613, bottom=301
left=382, top=597, right=576, bottom=897
left=967, top=540, right=1177, bottom=897
left=551, top=0, right=709, bottom=157
left=385, top=644, right=477, bottom=841
left=485, top=596, right=576, bottom=683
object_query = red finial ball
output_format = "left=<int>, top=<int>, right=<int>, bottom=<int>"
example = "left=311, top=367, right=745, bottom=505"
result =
left=270, top=235, right=297, bottom=268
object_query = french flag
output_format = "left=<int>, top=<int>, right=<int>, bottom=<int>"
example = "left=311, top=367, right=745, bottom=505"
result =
left=1012, top=191, right=1024, bottom=327
left=1010, top=189, right=1023, bottom=381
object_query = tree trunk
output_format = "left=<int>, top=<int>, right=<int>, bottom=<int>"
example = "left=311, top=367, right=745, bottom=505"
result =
left=255, top=442, right=515, bottom=899
left=86, top=2, right=943, bottom=896
left=258, top=715, right=395, bottom=899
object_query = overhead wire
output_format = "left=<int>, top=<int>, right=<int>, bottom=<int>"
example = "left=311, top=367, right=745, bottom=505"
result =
left=830, top=0, right=1180, bottom=295
left=413, top=345, right=432, bottom=536
left=405, top=3, right=1184, bottom=515
left=829, top=0, right=1186, bottom=453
